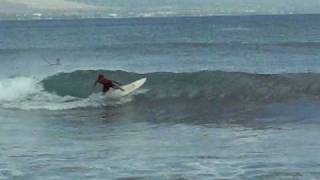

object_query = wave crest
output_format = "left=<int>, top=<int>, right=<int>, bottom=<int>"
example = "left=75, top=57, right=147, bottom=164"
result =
left=41, top=70, right=320, bottom=104
left=4, top=70, right=320, bottom=111
left=0, top=77, right=40, bottom=101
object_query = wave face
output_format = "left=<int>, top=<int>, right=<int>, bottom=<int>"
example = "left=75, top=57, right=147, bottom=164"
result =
left=1, top=69, right=320, bottom=127
left=2, top=70, right=320, bottom=111
left=42, top=70, right=320, bottom=104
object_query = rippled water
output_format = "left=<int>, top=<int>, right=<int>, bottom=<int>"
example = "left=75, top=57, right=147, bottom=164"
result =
left=1, top=15, right=320, bottom=179
left=1, top=99, right=320, bottom=179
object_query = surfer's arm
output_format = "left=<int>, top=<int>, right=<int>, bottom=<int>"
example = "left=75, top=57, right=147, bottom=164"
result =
left=112, top=80, right=122, bottom=85
left=41, top=57, right=56, bottom=65
left=113, top=84, right=124, bottom=91
left=94, top=80, right=98, bottom=86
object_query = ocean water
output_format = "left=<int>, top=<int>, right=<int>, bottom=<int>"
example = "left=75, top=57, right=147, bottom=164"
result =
left=1, top=15, right=320, bottom=179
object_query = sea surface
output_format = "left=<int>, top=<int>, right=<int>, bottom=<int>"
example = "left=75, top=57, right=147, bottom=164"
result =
left=1, top=15, right=320, bottom=179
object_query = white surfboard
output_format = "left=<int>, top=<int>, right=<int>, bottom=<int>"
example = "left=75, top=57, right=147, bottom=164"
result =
left=106, top=78, right=147, bottom=98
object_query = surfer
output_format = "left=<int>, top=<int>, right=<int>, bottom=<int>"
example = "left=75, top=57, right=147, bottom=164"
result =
left=42, top=57, right=62, bottom=66
left=53, top=58, right=61, bottom=65
left=94, top=74, right=124, bottom=94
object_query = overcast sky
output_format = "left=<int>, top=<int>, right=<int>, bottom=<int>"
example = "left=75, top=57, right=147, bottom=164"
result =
left=1, top=0, right=320, bottom=18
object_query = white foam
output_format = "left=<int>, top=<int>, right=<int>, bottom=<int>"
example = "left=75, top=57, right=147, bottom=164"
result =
left=221, top=27, right=253, bottom=32
left=0, top=77, right=133, bottom=111
left=0, top=77, right=40, bottom=101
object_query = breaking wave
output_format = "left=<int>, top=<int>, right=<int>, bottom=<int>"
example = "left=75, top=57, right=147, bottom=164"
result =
left=0, top=76, right=133, bottom=110
left=42, top=70, right=320, bottom=102
left=2, top=70, right=320, bottom=111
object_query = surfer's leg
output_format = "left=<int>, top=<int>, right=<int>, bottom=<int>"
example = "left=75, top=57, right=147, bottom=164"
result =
left=103, top=86, right=110, bottom=94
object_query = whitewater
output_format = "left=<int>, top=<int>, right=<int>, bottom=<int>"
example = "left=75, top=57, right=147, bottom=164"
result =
left=0, top=76, right=129, bottom=110
left=1, top=15, right=320, bottom=179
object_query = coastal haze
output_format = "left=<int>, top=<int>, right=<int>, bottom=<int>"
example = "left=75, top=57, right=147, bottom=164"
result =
left=1, top=1, right=320, bottom=180
left=2, top=0, right=320, bottom=19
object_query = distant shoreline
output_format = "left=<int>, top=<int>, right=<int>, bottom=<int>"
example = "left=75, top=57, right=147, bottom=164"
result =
left=0, top=13, right=320, bottom=22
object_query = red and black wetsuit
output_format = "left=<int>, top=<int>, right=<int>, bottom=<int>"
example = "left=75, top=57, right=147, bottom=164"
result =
left=95, top=78, right=115, bottom=93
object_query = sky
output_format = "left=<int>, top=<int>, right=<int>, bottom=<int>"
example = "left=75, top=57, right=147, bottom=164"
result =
left=1, top=0, right=320, bottom=19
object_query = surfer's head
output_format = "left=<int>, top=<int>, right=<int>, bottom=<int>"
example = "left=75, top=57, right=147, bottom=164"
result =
left=98, top=74, right=104, bottom=79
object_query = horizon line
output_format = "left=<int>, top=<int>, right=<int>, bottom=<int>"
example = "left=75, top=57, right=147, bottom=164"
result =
left=0, top=13, right=319, bottom=22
